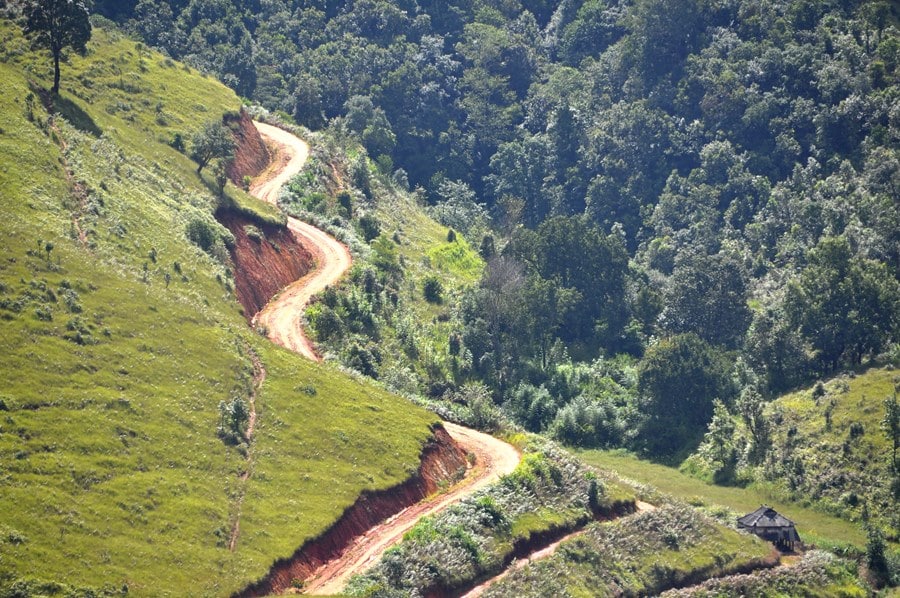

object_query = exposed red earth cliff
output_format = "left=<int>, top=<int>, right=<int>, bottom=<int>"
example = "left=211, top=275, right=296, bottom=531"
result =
left=217, top=210, right=314, bottom=319
left=235, top=425, right=468, bottom=597
left=225, top=109, right=271, bottom=184
left=217, top=110, right=314, bottom=319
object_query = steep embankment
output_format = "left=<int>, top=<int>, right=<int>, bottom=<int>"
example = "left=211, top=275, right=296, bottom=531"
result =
left=304, top=422, right=521, bottom=595
left=218, top=210, right=314, bottom=318
left=225, top=110, right=270, bottom=184
left=218, top=113, right=314, bottom=318
left=238, top=425, right=469, bottom=597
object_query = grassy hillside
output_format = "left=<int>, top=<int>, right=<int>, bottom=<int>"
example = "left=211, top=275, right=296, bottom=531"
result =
left=577, top=450, right=869, bottom=550
left=482, top=504, right=777, bottom=598
left=759, top=367, right=898, bottom=527
left=578, top=366, right=900, bottom=553
left=0, top=19, right=437, bottom=595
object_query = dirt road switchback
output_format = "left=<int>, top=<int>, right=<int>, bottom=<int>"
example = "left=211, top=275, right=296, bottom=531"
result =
left=243, top=122, right=522, bottom=595
left=249, top=121, right=352, bottom=361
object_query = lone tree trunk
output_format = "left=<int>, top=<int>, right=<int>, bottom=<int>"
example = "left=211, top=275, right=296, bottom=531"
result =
left=52, top=48, right=61, bottom=96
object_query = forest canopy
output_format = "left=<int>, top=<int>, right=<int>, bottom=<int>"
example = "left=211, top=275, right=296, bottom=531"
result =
left=92, top=0, right=900, bottom=458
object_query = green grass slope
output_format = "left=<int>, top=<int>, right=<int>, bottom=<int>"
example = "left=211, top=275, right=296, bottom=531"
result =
left=577, top=450, right=868, bottom=550
left=758, top=367, right=898, bottom=527
left=579, top=366, right=900, bottom=552
left=0, top=20, right=436, bottom=595
left=482, top=504, right=775, bottom=598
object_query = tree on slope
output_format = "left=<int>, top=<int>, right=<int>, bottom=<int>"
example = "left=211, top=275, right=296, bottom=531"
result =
left=190, top=120, right=235, bottom=175
left=23, top=0, right=92, bottom=96
left=637, top=333, right=734, bottom=457
left=785, top=236, right=900, bottom=371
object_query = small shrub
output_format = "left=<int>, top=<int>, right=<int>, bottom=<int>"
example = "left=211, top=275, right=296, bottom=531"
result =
left=244, top=225, right=263, bottom=242
left=337, top=190, right=353, bottom=218
left=423, top=275, right=443, bottom=304
left=62, top=288, right=82, bottom=313
left=186, top=217, right=217, bottom=252
left=358, top=214, right=380, bottom=242
left=217, top=396, right=249, bottom=446
left=170, top=132, right=185, bottom=152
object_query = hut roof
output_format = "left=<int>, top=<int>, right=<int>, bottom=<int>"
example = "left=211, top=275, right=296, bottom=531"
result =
left=737, top=506, right=796, bottom=529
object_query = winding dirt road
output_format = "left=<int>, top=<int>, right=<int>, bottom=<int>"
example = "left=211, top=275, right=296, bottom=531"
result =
left=250, top=121, right=352, bottom=361
left=245, top=122, right=522, bottom=594
left=304, top=422, right=520, bottom=595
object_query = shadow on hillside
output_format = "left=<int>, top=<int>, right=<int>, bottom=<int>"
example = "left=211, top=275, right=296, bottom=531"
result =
left=51, top=93, right=103, bottom=137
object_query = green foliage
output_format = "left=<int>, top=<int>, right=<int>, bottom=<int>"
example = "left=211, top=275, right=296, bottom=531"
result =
left=423, top=275, right=444, bottom=304
left=484, top=504, right=772, bottom=598
left=217, top=395, right=249, bottom=446
left=660, top=252, right=751, bottom=349
left=90, top=0, right=900, bottom=463
left=680, top=367, right=900, bottom=539
left=866, top=523, right=890, bottom=585
left=884, top=391, right=900, bottom=474
left=578, top=449, right=869, bottom=550
left=23, top=0, right=92, bottom=95
left=358, top=213, right=380, bottom=242
left=661, top=550, right=869, bottom=597
left=638, top=334, right=735, bottom=457
left=190, top=119, right=234, bottom=174
left=785, top=236, right=900, bottom=371
left=686, top=400, right=738, bottom=484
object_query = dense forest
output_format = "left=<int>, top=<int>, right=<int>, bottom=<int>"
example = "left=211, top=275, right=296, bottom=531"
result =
left=92, top=0, right=899, bottom=518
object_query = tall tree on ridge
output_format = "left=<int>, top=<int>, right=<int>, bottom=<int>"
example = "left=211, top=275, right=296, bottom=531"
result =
left=23, top=0, right=92, bottom=96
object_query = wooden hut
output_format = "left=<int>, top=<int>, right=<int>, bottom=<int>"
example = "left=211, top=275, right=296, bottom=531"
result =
left=737, top=506, right=801, bottom=551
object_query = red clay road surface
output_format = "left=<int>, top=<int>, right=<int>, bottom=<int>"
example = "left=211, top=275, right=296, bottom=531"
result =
left=244, top=122, right=522, bottom=596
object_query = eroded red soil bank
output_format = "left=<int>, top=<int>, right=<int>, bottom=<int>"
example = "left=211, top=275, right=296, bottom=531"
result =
left=235, top=425, right=468, bottom=597
left=225, top=109, right=270, bottom=184
left=217, top=109, right=315, bottom=319
left=218, top=209, right=314, bottom=319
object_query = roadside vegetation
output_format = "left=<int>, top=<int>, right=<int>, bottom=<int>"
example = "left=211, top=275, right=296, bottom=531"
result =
left=345, top=435, right=636, bottom=597
left=0, top=16, right=438, bottom=595
left=661, top=550, right=870, bottom=597
left=483, top=503, right=776, bottom=598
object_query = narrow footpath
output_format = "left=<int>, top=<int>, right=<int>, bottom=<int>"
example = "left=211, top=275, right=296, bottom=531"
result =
left=227, top=346, right=266, bottom=552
